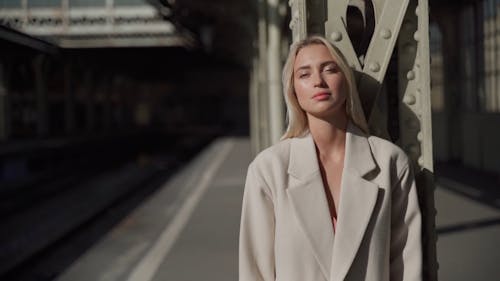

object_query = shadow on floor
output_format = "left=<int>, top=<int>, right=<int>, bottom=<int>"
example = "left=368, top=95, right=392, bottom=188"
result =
left=436, top=216, right=500, bottom=235
left=435, top=161, right=500, bottom=211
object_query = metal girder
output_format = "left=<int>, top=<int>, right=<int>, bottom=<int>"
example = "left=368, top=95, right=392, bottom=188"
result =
left=0, top=25, right=58, bottom=54
left=289, top=0, right=307, bottom=41
left=398, top=1, right=437, bottom=279
left=0, top=4, right=190, bottom=48
left=323, top=0, right=410, bottom=132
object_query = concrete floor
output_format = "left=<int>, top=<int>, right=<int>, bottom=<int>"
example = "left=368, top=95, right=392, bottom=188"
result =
left=57, top=137, right=500, bottom=281
left=435, top=183, right=500, bottom=281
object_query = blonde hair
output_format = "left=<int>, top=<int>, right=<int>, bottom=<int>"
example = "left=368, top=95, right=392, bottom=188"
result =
left=281, top=35, right=368, bottom=139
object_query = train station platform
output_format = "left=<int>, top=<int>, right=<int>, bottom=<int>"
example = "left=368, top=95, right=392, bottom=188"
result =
left=56, top=137, right=500, bottom=281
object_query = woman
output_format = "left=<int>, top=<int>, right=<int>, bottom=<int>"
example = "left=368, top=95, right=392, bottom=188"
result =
left=239, top=35, right=422, bottom=281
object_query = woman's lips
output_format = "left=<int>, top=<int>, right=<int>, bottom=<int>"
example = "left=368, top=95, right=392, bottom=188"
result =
left=312, top=92, right=331, bottom=101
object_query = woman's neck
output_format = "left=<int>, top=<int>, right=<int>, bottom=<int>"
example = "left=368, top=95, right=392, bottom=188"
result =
left=308, top=112, right=348, bottom=161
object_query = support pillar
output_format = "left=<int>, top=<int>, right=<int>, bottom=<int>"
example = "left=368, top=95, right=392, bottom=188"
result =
left=250, top=0, right=271, bottom=153
left=0, top=62, right=11, bottom=141
left=34, top=55, right=49, bottom=137
left=64, top=61, right=76, bottom=134
left=84, top=71, right=96, bottom=132
left=249, top=56, right=261, bottom=155
left=267, top=0, right=285, bottom=144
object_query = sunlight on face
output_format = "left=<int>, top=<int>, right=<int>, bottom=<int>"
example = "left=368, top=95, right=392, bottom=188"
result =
left=293, top=44, right=347, bottom=120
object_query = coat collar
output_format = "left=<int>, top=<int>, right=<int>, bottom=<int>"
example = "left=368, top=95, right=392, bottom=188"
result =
left=288, top=121, right=377, bottom=180
left=286, top=121, right=380, bottom=281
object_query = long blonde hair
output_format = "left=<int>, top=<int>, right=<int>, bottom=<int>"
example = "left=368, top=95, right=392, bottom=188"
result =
left=281, top=35, right=368, bottom=139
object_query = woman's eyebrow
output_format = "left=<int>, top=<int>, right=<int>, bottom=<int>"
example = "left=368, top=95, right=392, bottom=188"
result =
left=295, top=60, right=337, bottom=71
left=320, top=60, right=337, bottom=67
left=295, top=65, right=311, bottom=71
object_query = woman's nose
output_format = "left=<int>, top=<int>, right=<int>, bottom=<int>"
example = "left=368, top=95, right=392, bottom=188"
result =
left=312, top=72, right=325, bottom=87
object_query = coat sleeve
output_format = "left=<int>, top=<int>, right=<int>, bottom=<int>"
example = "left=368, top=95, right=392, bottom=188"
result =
left=390, top=163, right=423, bottom=281
left=239, top=162, right=276, bottom=281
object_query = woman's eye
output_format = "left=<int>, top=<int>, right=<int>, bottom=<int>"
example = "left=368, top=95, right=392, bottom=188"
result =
left=298, top=73, right=309, bottom=78
left=324, top=67, right=337, bottom=73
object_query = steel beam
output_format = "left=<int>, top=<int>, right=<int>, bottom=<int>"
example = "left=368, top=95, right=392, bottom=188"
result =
left=397, top=1, right=437, bottom=280
left=267, top=0, right=285, bottom=144
left=0, top=5, right=184, bottom=48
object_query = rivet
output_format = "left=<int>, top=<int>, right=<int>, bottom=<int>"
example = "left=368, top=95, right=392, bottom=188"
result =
left=289, top=0, right=294, bottom=6
left=380, top=28, right=391, bottom=39
left=403, top=94, right=416, bottom=105
left=369, top=62, right=381, bottom=72
left=289, top=20, right=294, bottom=29
left=330, top=31, right=342, bottom=41
left=418, top=156, right=424, bottom=166
left=417, top=131, right=423, bottom=141
left=415, top=5, right=419, bottom=16
left=415, top=58, right=421, bottom=67
left=414, top=31, right=420, bottom=41
left=407, top=70, right=416, bottom=80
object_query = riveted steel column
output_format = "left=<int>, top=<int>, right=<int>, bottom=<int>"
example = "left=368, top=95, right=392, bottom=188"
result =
left=267, top=0, right=285, bottom=143
left=398, top=1, right=437, bottom=280
left=289, top=0, right=307, bottom=41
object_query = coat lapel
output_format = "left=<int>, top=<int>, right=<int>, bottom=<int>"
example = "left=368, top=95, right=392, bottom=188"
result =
left=286, top=122, right=380, bottom=281
left=330, top=123, right=380, bottom=281
left=287, top=133, right=334, bottom=280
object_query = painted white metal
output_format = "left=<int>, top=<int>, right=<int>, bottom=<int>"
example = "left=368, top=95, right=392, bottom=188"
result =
left=289, top=0, right=307, bottom=42
left=398, top=0, right=433, bottom=171
left=324, top=0, right=362, bottom=70
left=19, top=22, right=175, bottom=36
left=398, top=3, right=437, bottom=279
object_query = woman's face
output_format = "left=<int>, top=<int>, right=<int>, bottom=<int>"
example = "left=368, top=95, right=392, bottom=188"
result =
left=293, top=44, right=347, bottom=119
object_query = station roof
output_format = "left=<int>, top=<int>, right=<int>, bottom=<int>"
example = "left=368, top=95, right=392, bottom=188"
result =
left=1, top=0, right=256, bottom=66
left=0, top=0, right=191, bottom=48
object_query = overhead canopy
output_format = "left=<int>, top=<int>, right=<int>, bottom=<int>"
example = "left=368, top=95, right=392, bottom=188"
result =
left=0, top=0, right=191, bottom=48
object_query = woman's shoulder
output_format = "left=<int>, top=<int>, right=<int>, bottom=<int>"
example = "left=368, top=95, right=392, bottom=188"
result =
left=246, top=138, right=294, bottom=192
left=366, top=134, right=411, bottom=172
left=250, top=138, right=293, bottom=170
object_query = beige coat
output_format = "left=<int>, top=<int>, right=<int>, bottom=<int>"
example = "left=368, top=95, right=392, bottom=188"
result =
left=239, top=123, right=422, bottom=281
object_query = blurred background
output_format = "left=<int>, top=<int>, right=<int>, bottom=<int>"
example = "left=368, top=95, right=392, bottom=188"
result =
left=0, top=0, right=499, bottom=280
